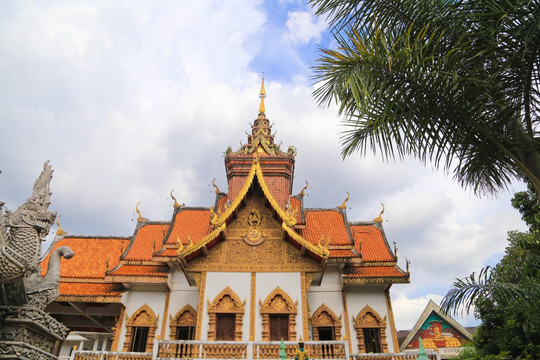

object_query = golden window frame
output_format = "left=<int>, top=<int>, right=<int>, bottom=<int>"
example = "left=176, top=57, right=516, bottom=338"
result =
left=207, top=286, right=245, bottom=341
left=169, top=304, right=197, bottom=339
left=122, top=304, right=158, bottom=353
left=259, top=286, right=298, bottom=341
left=353, top=305, right=389, bottom=353
left=311, top=303, right=342, bottom=341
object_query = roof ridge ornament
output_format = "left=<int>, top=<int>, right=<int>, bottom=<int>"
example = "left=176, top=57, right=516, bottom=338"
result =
left=337, top=192, right=350, bottom=209
left=373, top=203, right=385, bottom=222
left=136, top=202, right=148, bottom=223
left=56, top=216, right=67, bottom=236
left=170, top=190, right=183, bottom=208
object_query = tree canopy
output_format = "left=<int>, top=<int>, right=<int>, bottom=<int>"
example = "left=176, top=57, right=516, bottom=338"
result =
left=310, top=0, right=540, bottom=199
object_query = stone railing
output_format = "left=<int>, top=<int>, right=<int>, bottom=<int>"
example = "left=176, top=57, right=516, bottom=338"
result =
left=72, top=350, right=153, bottom=360
left=72, top=341, right=440, bottom=360
left=156, top=340, right=348, bottom=360
left=349, top=351, right=440, bottom=360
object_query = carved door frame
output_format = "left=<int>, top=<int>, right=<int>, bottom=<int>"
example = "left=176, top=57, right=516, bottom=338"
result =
left=259, top=287, right=298, bottom=341
left=353, top=305, right=388, bottom=353
left=122, top=304, right=158, bottom=353
left=207, top=286, right=245, bottom=341
left=169, top=304, right=197, bottom=339
left=311, top=303, right=342, bottom=341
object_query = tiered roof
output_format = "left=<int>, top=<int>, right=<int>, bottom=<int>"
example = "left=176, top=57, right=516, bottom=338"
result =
left=42, top=78, right=409, bottom=302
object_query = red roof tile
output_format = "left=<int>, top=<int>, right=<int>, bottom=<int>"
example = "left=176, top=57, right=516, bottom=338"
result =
left=329, top=249, right=356, bottom=258
left=350, top=224, right=395, bottom=262
left=59, top=282, right=125, bottom=296
left=300, top=211, right=352, bottom=245
left=123, top=223, right=169, bottom=261
left=110, top=265, right=169, bottom=276
left=343, top=265, right=407, bottom=278
left=41, top=237, right=130, bottom=279
left=166, top=209, right=212, bottom=245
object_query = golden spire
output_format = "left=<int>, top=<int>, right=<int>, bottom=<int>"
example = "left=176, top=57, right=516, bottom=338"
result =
left=337, top=192, right=350, bottom=209
left=136, top=202, right=148, bottom=222
left=258, top=74, right=266, bottom=116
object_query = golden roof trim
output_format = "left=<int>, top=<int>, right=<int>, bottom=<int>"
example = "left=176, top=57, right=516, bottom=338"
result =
left=178, top=222, right=226, bottom=258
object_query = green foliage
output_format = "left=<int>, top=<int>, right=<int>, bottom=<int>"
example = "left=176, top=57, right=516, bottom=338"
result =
left=310, top=0, right=540, bottom=198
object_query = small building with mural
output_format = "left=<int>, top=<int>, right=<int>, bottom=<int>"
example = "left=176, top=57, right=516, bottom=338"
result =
left=40, top=79, right=412, bottom=360
left=400, top=300, right=472, bottom=359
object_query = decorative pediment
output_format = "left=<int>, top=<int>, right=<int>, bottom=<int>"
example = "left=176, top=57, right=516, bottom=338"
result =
left=354, top=305, right=386, bottom=328
left=312, top=303, right=342, bottom=327
left=126, top=303, right=157, bottom=327
left=208, top=286, right=245, bottom=314
left=170, top=304, right=197, bottom=326
left=260, top=286, right=298, bottom=314
left=177, top=159, right=328, bottom=261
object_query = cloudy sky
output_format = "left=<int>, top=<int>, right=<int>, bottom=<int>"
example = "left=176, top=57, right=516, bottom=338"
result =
left=0, top=1, right=528, bottom=331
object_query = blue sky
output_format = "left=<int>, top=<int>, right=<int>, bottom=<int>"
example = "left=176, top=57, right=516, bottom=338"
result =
left=0, top=0, right=527, bottom=330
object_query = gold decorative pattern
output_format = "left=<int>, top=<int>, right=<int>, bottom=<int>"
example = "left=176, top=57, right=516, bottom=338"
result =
left=178, top=223, right=226, bottom=258
left=169, top=304, right=197, bottom=339
left=184, top=238, right=322, bottom=272
left=250, top=272, right=256, bottom=341
left=311, top=304, right=342, bottom=340
left=341, top=288, right=353, bottom=352
left=160, top=290, right=171, bottom=339
left=123, top=304, right=158, bottom=352
left=207, top=286, right=245, bottom=341
left=260, top=287, right=297, bottom=341
left=301, top=273, right=310, bottom=340
left=195, top=272, right=206, bottom=340
left=110, top=306, right=125, bottom=352
left=353, top=305, right=389, bottom=353
left=384, top=289, right=399, bottom=352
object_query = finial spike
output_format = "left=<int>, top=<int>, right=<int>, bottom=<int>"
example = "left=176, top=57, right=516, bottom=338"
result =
left=259, top=74, right=266, bottom=115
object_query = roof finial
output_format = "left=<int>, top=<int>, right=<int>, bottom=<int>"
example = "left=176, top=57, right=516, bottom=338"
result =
left=258, top=73, right=266, bottom=116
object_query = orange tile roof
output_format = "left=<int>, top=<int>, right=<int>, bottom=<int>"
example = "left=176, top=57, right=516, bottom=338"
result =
left=166, top=209, right=212, bottom=245
left=300, top=210, right=352, bottom=246
left=110, top=265, right=169, bottom=276
left=343, top=265, right=407, bottom=278
left=123, top=223, right=169, bottom=261
left=59, top=282, right=125, bottom=296
left=41, top=236, right=130, bottom=279
left=155, top=248, right=178, bottom=257
left=329, top=249, right=356, bottom=258
left=350, top=224, right=395, bottom=262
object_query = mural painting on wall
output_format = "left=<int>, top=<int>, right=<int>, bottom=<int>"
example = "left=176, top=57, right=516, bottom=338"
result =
left=406, top=313, right=465, bottom=350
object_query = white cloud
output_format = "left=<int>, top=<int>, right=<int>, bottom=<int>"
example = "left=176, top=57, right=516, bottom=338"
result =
left=284, top=9, right=327, bottom=44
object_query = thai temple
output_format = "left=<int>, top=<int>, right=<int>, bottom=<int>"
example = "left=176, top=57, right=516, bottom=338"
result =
left=41, top=79, right=412, bottom=360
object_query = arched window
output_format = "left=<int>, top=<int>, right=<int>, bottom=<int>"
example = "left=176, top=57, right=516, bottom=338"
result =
left=123, top=304, right=158, bottom=353
left=353, top=305, right=388, bottom=353
left=260, top=287, right=297, bottom=341
left=207, top=287, right=245, bottom=341
left=311, top=303, right=342, bottom=341
left=169, top=304, right=197, bottom=340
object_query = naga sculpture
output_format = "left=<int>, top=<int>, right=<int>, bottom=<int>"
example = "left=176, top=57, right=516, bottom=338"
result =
left=0, top=161, right=73, bottom=308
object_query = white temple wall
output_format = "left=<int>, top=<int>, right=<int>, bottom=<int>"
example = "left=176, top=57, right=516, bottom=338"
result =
left=345, top=286, right=394, bottom=353
left=166, top=268, right=200, bottom=339
left=119, top=287, right=168, bottom=350
left=308, top=265, right=345, bottom=330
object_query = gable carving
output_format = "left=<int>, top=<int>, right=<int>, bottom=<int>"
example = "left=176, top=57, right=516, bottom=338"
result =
left=208, top=286, right=245, bottom=313
left=123, top=304, right=158, bottom=352
left=259, top=287, right=297, bottom=341
left=353, top=305, right=389, bottom=353
left=311, top=303, right=342, bottom=340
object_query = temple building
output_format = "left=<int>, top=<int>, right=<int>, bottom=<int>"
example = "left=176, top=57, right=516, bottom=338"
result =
left=41, top=79, right=410, bottom=359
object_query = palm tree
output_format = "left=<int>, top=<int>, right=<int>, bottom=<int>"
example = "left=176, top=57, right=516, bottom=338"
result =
left=310, top=0, right=540, bottom=199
